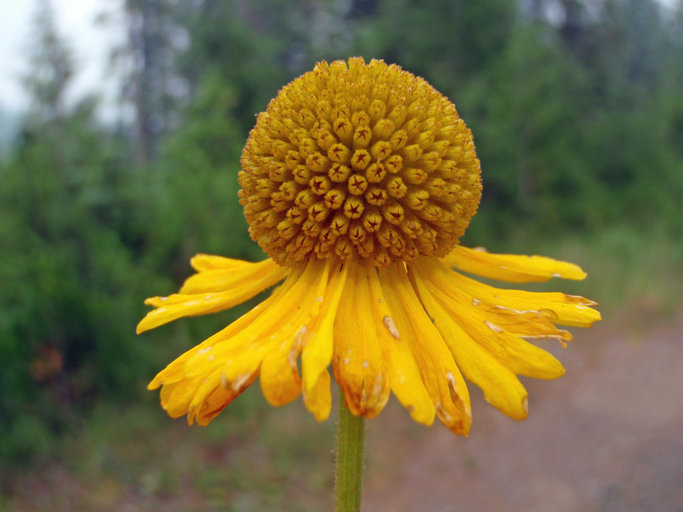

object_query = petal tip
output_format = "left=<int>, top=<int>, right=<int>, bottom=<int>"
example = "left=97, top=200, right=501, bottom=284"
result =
left=517, top=396, right=530, bottom=420
left=136, top=320, right=149, bottom=334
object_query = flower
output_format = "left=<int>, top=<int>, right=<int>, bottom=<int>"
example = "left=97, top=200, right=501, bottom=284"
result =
left=137, top=58, right=600, bottom=436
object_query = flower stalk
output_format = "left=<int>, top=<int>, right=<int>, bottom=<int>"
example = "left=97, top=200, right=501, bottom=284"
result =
left=335, top=391, right=365, bottom=512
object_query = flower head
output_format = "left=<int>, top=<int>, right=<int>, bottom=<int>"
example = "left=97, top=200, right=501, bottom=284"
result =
left=239, top=58, right=482, bottom=267
left=138, top=58, right=600, bottom=436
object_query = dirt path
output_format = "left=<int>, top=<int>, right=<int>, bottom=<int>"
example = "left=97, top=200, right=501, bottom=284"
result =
left=4, top=310, right=682, bottom=511
left=362, top=311, right=683, bottom=512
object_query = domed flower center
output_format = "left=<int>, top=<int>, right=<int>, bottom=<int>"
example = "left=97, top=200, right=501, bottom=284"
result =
left=239, top=57, right=482, bottom=267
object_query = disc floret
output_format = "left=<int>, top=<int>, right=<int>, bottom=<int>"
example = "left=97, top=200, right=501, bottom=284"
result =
left=239, top=57, right=482, bottom=267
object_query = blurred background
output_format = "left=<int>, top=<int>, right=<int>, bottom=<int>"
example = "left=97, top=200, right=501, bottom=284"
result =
left=1, top=0, right=681, bottom=510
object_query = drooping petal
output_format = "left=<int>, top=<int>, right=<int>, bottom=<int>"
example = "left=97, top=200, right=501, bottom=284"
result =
left=367, top=267, right=435, bottom=426
left=137, top=257, right=288, bottom=333
left=303, top=369, right=333, bottom=422
left=411, top=266, right=529, bottom=420
left=381, top=263, right=472, bottom=436
left=159, top=375, right=205, bottom=418
left=193, top=375, right=257, bottom=426
left=259, top=259, right=334, bottom=406
left=187, top=368, right=235, bottom=425
left=259, top=326, right=305, bottom=406
left=183, top=260, right=323, bottom=381
left=437, top=259, right=601, bottom=328
left=180, top=258, right=284, bottom=294
left=413, top=258, right=565, bottom=379
left=189, top=253, right=262, bottom=272
left=468, top=302, right=572, bottom=343
left=147, top=261, right=331, bottom=425
left=147, top=265, right=304, bottom=391
left=443, top=245, right=587, bottom=283
left=332, top=261, right=390, bottom=418
left=301, top=261, right=349, bottom=420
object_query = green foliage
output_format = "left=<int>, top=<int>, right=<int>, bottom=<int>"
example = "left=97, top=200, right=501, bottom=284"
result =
left=354, top=0, right=516, bottom=90
left=459, top=24, right=596, bottom=237
left=158, top=73, right=259, bottom=261
left=0, top=99, right=170, bottom=465
left=176, top=0, right=313, bottom=134
left=2, top=0, right=682, bottom=476
left=0, top=3, right=159, bottom=470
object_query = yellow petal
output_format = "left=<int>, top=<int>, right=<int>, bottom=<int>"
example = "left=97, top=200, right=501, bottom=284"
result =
left=470, top=302, right=572, bottom=342
left=191, top=372, right=258, bottom=426
left=138, top=287, right=270, bottom=334
left=440, top=261, right=601, bottom=327
left=159, top=378, right=202, bottom=418
left=368, top=269, right=435, bottom=426
left=182, top=262, right=320, bottom=381
left=189, top=253, right=257, bottom=272
left=186, top=368, right=223, bottom=422
left=180, top=258, right=284, bottom=294
left=303, top=370, right=333, bottom=422
left=259, top=259, right=334, bottom=406
left=333, top=261, right=390, bottom=418
left=259, top=331, right=304, bottom=406
left=146, top=274, right=300, bottom=391
left=147, top=264, right=310, bottom=424
left=381, top=263, right=472, bottom=436
left=301, top=261, right=349, bottom=398
left=137, top=259, right=288, bottom=333
left=414, top=258, right=565, bottom=379
left=193, top=385, right=239, bottom=426
left=411, top=268, right=529, bottom=420
left=444, top=245, right=587, bottom=283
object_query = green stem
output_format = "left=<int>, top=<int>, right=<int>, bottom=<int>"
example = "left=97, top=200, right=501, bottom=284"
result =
left=334, top=391, right=365, bottom=512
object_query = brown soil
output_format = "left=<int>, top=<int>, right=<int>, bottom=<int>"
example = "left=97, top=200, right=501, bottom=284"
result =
left=362, top=310, right=683, bottom=512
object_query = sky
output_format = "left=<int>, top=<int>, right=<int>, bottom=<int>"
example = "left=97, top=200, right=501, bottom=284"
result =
left=0, top=0, right=124, bottom=116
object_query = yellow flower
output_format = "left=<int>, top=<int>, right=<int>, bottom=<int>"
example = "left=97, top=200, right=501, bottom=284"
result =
left=137, top=58, right=600, bottom=436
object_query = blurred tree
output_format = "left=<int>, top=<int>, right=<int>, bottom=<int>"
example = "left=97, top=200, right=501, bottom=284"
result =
left=146, top=73, right=262, bottom=279
left=458, top=23, right=598, bottom=238
left=573, top=0, right=682, bottom=235
left=22, top=0, right=73, bottom=126
left=174, top=0, right=358, bottom=134
left=118, top=0, right=188, bottom=164
left=353, top=0, right=516, bottom=93
left=0, top=0, right=158, bottom=469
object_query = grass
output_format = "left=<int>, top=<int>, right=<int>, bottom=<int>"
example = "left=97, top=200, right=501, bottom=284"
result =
left=3, top=389, right=336, bottom=511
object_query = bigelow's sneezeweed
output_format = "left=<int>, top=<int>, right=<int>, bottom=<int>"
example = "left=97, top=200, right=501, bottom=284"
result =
left=138, top=58, right=600, bottom=511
